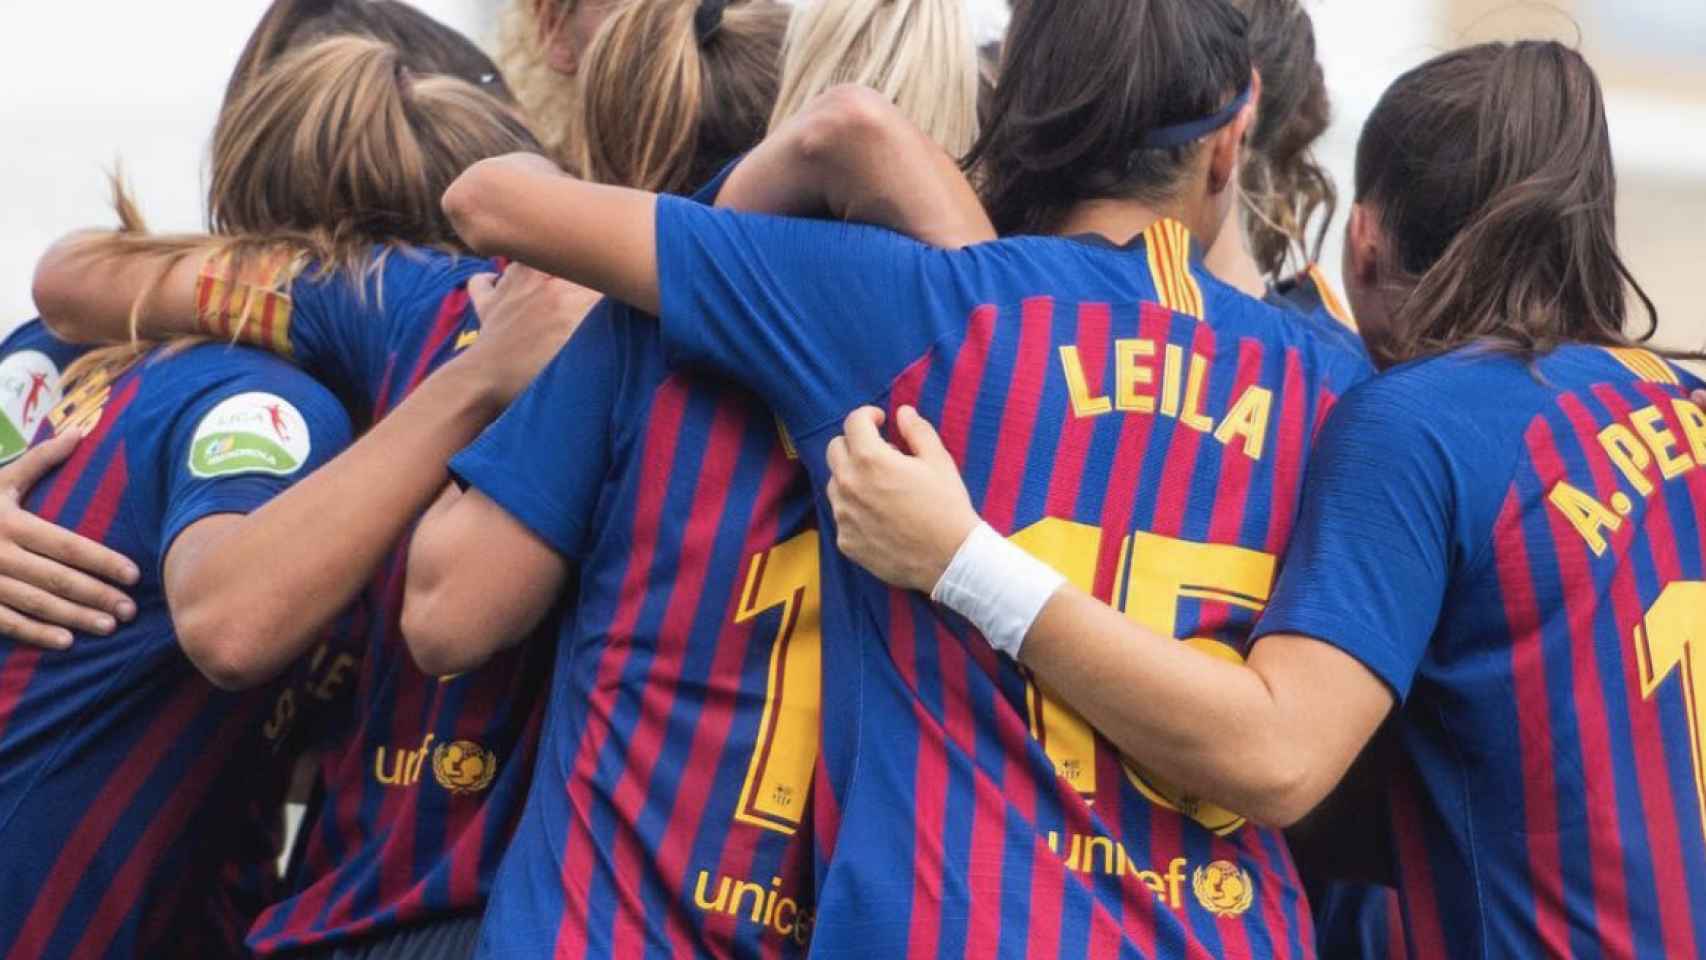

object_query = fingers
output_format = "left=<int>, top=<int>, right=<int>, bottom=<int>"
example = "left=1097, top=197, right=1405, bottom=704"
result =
left=2, top=545, right=136, bottom=621
left=9, top=510, right=141, bottom=586
left=826, top=436, right=849, bottom=477
left=0, top=605, right=73, bottom=651
left=1, top=429, right=84, bottom=495
left=0, top=575, right=114, bottom=640
left=841, top=407, right=891, bottom=462
left=1692, top=388, right=1706, bottom=408
left=895, top=406, right=954, bottom=468
left=465, top=272, right=499, bottom=317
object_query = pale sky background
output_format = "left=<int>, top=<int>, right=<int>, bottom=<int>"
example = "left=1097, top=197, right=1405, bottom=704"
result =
left=0, top=0, right=1701, bottom=355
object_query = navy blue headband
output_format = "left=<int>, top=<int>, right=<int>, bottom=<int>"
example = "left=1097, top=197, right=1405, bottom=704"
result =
left=1139, top=83, right=1253, bottom=150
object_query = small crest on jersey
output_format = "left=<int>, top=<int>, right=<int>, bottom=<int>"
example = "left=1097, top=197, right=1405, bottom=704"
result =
left=431, top=740, right=497, bottom=794
left=1191, top=860, right=1254, bottom=918
left=189, top=391, right=311, bottom=479
left=0, top=350, right=64, bottom=464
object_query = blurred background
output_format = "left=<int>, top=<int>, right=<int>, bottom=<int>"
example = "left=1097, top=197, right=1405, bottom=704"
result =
left=0, top=0, right=1701, bottom=361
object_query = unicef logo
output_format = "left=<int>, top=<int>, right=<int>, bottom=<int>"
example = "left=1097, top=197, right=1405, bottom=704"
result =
left=431, top=740, right=497, bottom=794
left=1191, top=860, right=1255, bottom=918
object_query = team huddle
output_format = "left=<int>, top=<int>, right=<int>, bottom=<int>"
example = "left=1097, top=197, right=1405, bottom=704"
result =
left=2, top=0, right=1703, bottom=958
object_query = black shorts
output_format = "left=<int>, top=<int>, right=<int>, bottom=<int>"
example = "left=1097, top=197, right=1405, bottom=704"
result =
left=283, top=914, right=482, bottom=960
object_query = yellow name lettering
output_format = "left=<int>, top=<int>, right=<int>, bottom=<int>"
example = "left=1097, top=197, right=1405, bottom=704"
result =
left=1179, top=353, right=1215, bottom=433
left=1631, top=404, right=1693, bottom=480
left=1547, top=480, right=1624, bottom=557
left=1213, top=386, right=1272, bottom=461
left=1060, top=345, right=1112, bottom=418
left=1673, top=398, right=1706, bottom=466
left=1114, top=339, right=1157, bottom=414
left=1160, top=344, right=1185, bottom=418
left=1599, top=423, right=1656, bottom=498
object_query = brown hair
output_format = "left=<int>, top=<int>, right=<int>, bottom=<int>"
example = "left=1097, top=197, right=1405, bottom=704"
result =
left=965, top=0, right=1252, bottom=236
left=576, top=0, right=788, bottom=194
left=224, top=0, right=514, bottom=113
left=1356, top=41, right=1695, bottom=363
left=1233, top=0, right=1336, bottom=279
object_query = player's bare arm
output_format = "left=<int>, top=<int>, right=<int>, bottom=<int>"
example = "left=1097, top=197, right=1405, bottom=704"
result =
left=444, top=153, right=664, bottom=315
left=717, top=85, right=995, bottom=249
left=401, top=266, right=591, bottom=676
left=32, top=232, right=207, bottom=344
left=402, top=484, right=567, bottom=677
left=826, top=404, right=1395, bottom=827
left=153, top=268, right=588, bottom=690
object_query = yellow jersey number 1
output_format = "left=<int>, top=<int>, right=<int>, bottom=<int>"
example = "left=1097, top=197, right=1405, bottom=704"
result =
left=1010, top=518, right=1276, bottom=836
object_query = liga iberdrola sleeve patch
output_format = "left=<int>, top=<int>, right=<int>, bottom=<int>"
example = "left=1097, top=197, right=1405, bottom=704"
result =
left=188, top=392, right=312, bottom=479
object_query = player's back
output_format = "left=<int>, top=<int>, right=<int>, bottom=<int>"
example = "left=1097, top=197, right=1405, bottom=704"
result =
left=453, top=304, right=819, bottom=959
left=652, top=203, right=1374, bottom=957
left=1336, top=345, right=1706, bottom=958
left=234, top=245, right=554, bottom=954
left=0, top=341, right=348, bottom=959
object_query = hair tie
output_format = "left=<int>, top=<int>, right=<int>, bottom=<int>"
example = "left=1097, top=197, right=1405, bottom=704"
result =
left=1139, top=82, right=1253, bottom=150
left=694, top=0, right=729, bottom=44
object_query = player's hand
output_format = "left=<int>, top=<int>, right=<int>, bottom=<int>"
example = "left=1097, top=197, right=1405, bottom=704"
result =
left=826, top=405, right=980, bottom=593
left=462, top=264, right=600, bottom=406
left=0, top=430, right=140, bottom=649
left=1692, top=387, right=1705, bottom=409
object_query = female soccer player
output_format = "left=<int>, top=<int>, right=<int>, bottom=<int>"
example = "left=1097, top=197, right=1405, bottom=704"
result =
left=442, top=0, right=1374, bottom=953
left=32, top=35, right=583, bottom=960
left=402, top=0, right=979, bottom=955
left=822, top=41, right=1706, bottom=959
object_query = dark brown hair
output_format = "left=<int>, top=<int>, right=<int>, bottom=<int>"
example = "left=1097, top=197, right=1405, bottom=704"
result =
left=223, top=0, right=514, bottom=110
left=577, top=0, right=788, bottom=194
left=1356, top=41, right=1694, bottom=364
left=964, top=0, right=1251, bottom=236
left=1234, top=0, right=1336, bottom=278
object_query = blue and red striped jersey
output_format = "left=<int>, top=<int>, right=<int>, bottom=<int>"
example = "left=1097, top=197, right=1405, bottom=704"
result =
left=652, top=202, right=1374, bottom=957
left=1312, top=883, right=1405, bottom=960
left=0, top=341, right=351, bottom=959
left=194, top=249, right=556, bottom=953
left=451, top=302, right=818, bottom=958
left=1257, top=345, right=1706, bottom=958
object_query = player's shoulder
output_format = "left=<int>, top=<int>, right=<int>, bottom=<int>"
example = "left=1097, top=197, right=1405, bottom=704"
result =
left=1195, top=268, right=1375, bottom=389
left=135, top=341, right=344, bottom=425
left=0, top=318, right=87, bottom=368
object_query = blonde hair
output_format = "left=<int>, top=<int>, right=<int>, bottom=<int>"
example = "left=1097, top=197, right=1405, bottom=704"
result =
left=577, top=0, right=789, bottom=194
left=496, top=0, right=590, bottom=165
left=770, top=0, right=979, bottom=157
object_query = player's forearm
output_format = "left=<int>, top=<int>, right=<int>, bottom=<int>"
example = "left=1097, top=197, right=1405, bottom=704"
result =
left=171, top=362, right=506, bottom=685
left=443, top=154, right=662, bottom=315
left=33, top=232, right=203, bottom=344
left=1017, top=586, right=1327, bottom=826
left=719, top=86, right=995, bottom=249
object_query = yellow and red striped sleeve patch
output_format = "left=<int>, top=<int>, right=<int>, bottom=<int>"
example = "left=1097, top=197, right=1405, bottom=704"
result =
left=1305, top=263, right=1358, bottom=331
left=1142, top=218, right=1205, bottom=319
left=194, top=249, right=303, bottom=358
left=1607, top=346, right=1682, bottom=386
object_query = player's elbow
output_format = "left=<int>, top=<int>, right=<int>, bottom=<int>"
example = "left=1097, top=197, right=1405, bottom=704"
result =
left=32, top=240, right=91, bottom=340
left=443, top=161, right=508, bottom=257
left=793, top=85, right=895, bottom=167
left=401, top=581, right=482, bottom=678
left=1236, top=752, right=1334, bottom=829
left=176, top=606, right=283, bottom=692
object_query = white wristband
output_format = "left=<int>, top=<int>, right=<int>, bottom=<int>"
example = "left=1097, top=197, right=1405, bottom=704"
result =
left=929, top=521, right=1067, bottom=660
